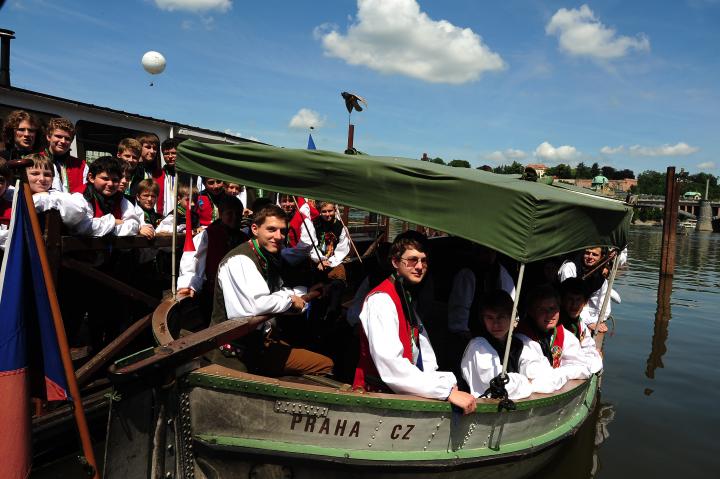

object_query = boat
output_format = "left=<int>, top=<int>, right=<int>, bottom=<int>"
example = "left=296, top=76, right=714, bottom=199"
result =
left=103, top=142, right=632, bottom=478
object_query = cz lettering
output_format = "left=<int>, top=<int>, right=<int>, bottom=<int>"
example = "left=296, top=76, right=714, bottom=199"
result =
left=390, top=424, right=415, bottom=440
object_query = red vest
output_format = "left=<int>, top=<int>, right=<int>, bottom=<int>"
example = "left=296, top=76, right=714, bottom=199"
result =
left=0, top=197, right=11, bottom=226
left=353, top=278, right=416, bottom=392
left=93, top=196, right=124, bottom=220
left=43, top=150, right=86, bottom=194
left=197, top=194, right=218, bottom=227
left=152, top=166, right=176, bottom=215
left=287, top=198, right=319, bottom=247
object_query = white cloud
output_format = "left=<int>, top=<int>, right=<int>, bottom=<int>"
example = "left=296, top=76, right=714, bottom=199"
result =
left=289, top=109, right=326, bottom=129
left=697, top=161, right=716, bottom=170
left=153, top=0, right=231, bottom=12
left=316, top=0, right=505, bottom=84
left=628, top=142, right=699, bottom=157
left=485, top=149, right=527, bottom=162
left=534, top=141, right=579, bottom=162
left=601, top=145, right=624, bottom=154
left=546, top=5, right=649, bottom=60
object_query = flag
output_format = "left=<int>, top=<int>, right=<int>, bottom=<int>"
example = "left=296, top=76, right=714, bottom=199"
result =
left=0, top=188, right=70, bottom=478
left=184, top=197, right=195, bottom=252
left=307, top=133, right=316, bottom=150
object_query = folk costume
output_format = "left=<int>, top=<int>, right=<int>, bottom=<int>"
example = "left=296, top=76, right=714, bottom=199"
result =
left=197, top=189, right=224, bottom=227
left=353, top=276, right=456, bottom=399
left=287, top=197, right=318, bottom=247
left=177, top=219, right=249, bottom=295
left=152, top=164, right=176, bottom=216
left=515, top=321, right=591, bottom=394
left=45, top=148, right=88, bottom=194
left=76, top=184, right=140, bottom=236
left=560, top=311, right=603, bottom=374
left=211, top=239, right=333, bottom=376
left=461, top=334, right=532, bottom=400
left=558, top=256, right=619, bottom=328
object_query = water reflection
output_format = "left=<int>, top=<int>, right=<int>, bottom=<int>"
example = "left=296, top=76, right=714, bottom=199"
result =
left=645, top=275, right=673, bottom=383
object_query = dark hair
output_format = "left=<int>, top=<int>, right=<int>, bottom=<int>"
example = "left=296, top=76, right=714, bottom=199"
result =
left=390, top=230, right=428, bottom=261
left=217, top=193, right=244, bottom=213
left=525, top=284, right=560, bottom=313
left=89, top=156, right=122, bottom=178
left=252, top=204, right=287, bottom=227
left=560, top=277, right=591, bottom=301
left=469, top=289, right=514, bottom=337
left=250, top=196, right=273, bottom=212
left=161, top=137, right=181, bottom=151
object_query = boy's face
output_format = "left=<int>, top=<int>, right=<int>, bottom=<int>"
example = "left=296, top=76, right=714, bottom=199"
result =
left=531, top=298, right=560, bottom=332
left=562, top=292, right=587, bottom=320
left=391, top=247, right=428, bottom=285
left=179, top=195, right=196, bottom=209
left=15, top=120, right=37, bottom=150
left=118, top=174, right=132, bottom=193
left=319, top=204, right=335, bottom=222
left=251, top=215, right=287, bottom=254
left=204, top=178, right=225, bottom=195
left=583, top=248, right=602, bottom=268
left=46, top=128, right=73, bottom=156
left=27, top=166, right=53, bottom=194
left=137, top=190, right=158, bottom=210
left=482, top=308, right=511, bottom=341
left=162, top=147, right=177, bottom=167
left=226, top=183, right=241, bottom=196
left=89, top=171, right=120, bottom=197
left=118, top=150, right=140, bottom=167
left=141, top=142, right=158, bottom=164
left=279, top=196, right=295, bottom=215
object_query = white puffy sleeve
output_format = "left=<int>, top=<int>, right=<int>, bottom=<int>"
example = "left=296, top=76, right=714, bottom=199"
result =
left=177, top=230, right=208, bottom=292
left=67, top=193, right=115, bottom=237
left=114, top=198, right=140, bottom=236
left=558, top=260, right=577, bottom=282
left=499, top=263, right=516, bottom=300
left=517, top=334, right=572, bottom=394
left=557, top=327, right=593, bottom=379
left=216, top=255, right=295, bottom=319
left=577, top=324, right=603, bottom=374
left=359, top=292, right=456, bottom=400
left=461, top=337, right=532, bottom=400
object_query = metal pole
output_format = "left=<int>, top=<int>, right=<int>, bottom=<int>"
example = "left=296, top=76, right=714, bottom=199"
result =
left=170, top=170, right=179, bottom=299
left=501, top=263, right=525, bottom=377
left=593, top=253, right=620, bottom=335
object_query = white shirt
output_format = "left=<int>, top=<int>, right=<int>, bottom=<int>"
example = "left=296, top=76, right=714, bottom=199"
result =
left=177, top=229, right=209, bottom=292
left=359, top=291, right=456, bottom=400
left=72, top=193, right=140, bottom=237
left=558, top=261, right=617, bottom=327
left=448, top=265, right=516, bottom=334
left=461, top=337, right=533, bottom=400
left=300, top=219, right=350, bottom=268
left=216, top=253, right=306, bottom=321
left=51, top=161, right=89, bottom=193
left=516, top=326, right=592, bottom=394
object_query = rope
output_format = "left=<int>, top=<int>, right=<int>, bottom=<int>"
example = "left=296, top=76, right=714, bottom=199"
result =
left=480, top=374, right=516, bottom=412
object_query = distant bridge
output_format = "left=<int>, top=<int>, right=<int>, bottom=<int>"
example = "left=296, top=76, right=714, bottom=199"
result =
left=633, top=195, right=720, bottom=218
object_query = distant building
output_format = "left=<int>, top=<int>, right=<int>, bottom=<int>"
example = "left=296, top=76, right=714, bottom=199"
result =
left=591, top=175, right=610, bottom=191
left=525, top=163, right=547, bottom=177
left=683, top=191, right=702, bottom=200
left=557, top=178, right=638, bottom=194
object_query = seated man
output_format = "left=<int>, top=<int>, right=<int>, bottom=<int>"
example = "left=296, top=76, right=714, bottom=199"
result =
left=352, top=234, right=476, bottom=414
left=461, top=290, right=532, bottom=400
left=211, top=204, right=333, bottom=377
left=559, top=278, right=604, bottom=374
left=515, top=285, right=592, bottom=393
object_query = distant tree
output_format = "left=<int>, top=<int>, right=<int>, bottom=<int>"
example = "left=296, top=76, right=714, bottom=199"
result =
left=682, top=172, right=719, bottom=199
left=601, top=166, right=616, bottom=179
left=636, top=170, right=666, bottom=195
left=616, top=169, right=635, bottom=180
left=575, top=162, right=591, bottom=179
left=493, top=161, right=525, bottom=175
left=547, top=163, right=572, bottom=178
left=429, top=157, right=446, bottom=165
left=590, top=162, right=600, bottom=177
left=447, top=159, right=471, bottom=168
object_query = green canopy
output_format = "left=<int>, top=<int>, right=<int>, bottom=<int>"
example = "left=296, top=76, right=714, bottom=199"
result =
left=176, top=141, right=631, bottom=263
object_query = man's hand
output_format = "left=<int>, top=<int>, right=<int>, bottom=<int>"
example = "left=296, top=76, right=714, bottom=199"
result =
left=588, top=322, right=608, bottom=333
left=115, top=219, right=124, bottom=225
left=139, top=224, right=155, bottom=239
left=317, top=260, right=331, bottom=271
left=289, top=295, right=306, bottom=313
left=177, top=287, right=195, bottom=298
left=448, top=386, right=476, bottom=415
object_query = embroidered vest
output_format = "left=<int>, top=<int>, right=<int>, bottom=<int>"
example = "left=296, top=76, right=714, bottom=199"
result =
left=353, top=278, right=419, bottom=392
left=313, top=217, right=343, bottom=257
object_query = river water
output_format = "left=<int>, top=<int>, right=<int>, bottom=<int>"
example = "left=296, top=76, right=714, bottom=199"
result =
left=32, top=226, right=718, bottom=478
left=537, top=226, right=719, bottom=478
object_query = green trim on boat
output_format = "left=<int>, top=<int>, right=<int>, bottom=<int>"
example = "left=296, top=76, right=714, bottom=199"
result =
left=186, top=371, right=595, bottom=414
left=194, top=377, right=595, bottom=461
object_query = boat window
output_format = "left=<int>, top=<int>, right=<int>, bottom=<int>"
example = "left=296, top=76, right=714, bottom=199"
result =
left=75, top=120, right=147, bottom=163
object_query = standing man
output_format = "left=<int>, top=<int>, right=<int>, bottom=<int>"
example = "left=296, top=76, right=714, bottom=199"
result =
left=153, top=137, right=181, bottom=215
left=44, top=118, right=88, bottom=193
left=353, top=235, right=476, bottom=414
left=211, top=204, right=333, bottom=376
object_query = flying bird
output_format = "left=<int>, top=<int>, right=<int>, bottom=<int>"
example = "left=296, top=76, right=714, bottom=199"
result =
left=341, top=91, right=367, bottom=114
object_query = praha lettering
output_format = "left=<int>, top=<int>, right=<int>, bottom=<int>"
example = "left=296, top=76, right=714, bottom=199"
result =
left=290, top=415, right=360, bottom=437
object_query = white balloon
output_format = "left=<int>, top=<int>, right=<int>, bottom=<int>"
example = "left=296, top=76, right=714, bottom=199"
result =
left=142, top=51, right=166, bottom=75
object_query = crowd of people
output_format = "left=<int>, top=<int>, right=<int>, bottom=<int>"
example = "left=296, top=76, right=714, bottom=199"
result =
left=0, top=109, right=623, bottom=415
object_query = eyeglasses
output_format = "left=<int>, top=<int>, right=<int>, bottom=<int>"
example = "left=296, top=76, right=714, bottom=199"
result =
left=400, top=256, right=428, bottom=268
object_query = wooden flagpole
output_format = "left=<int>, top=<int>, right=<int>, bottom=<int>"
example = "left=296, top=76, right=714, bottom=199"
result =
left=21, top=183, right=99, bottom=478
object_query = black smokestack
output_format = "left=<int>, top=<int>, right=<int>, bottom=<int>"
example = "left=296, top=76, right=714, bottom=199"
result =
left=0, top=28, right=15, bottom=88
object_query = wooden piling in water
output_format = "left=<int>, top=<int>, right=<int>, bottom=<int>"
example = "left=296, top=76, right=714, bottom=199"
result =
left=659, top=166, right=679, bottom=276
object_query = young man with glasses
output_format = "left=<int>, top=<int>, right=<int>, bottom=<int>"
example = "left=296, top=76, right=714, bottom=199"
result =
left=1, top=110, right=42, bottom=162
left=353, top=235, right=476, bottom=415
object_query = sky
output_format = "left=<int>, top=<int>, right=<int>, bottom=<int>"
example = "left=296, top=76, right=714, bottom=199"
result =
left=2, top=0, right=719, bottom=174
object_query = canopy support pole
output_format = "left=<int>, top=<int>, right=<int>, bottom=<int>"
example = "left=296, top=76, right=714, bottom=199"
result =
left=593, top=252, right=620, bottom=336
left=170, top=170, right=179, bottom=299
left=501, top=263, right=525, bottom=377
